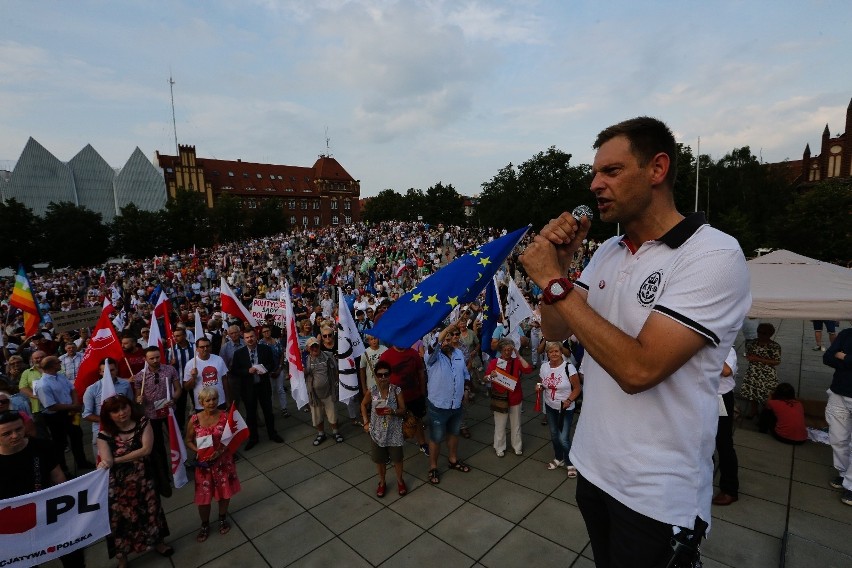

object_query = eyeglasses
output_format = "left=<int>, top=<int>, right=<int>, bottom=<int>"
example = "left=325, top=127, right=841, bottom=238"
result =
left=321, top=334, right=333, bottom=338
left=375, top=372, right=390, bottom=378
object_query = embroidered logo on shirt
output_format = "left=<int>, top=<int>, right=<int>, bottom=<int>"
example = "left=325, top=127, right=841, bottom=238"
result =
left=637, top=271, right=662, bottom=307
left=598, top=280, right=605, bottom=289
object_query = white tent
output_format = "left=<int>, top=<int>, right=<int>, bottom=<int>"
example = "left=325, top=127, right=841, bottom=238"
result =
left=747, top=249, right=852, bottom=319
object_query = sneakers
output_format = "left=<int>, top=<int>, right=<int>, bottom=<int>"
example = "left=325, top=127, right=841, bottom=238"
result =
left=830, top=476, right=845, bottom=489
left=842, top=490, right=852, bottom=506
left=495, top=450, right=505, bottom=458
left=419, top=444, right=430, bottom=457
left=812, top=345, right=823, bottom=351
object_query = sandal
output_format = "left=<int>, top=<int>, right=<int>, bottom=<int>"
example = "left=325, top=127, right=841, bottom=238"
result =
left=566, top=465, right=578, bottom=478
left=196, top=523, right=210, bottom=543
left=428, top=468, right=440, bottom=484
left=448, top=460, right=471, bottom=473
left=376, top=481, right=386, bottom=498
left=334, top=433, right=344, bottom=443
left=398, top=479, right=407, bottom=496
left=460, top=427, right=471, bottom=439
left=313, top=433, right=327, bottom=446
left=547, top=459, right=565, bottom=470
left=218, top=516, right=231, bottom=535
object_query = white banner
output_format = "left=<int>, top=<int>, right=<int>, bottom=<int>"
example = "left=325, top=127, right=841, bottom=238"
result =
left=250, top=298, right=287, bottom=326
left=337, top=288, right=366, bottom=403
left=0, top=468, right=110, bottom=567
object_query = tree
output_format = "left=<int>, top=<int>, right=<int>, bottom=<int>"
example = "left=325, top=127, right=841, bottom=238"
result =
left=210, top=193, right=247, bottom=244
left=250, top=198, right=286, bottom=238
left=0, top=198, right=40, bottom=267
left=111, top=204, right=169, bottom=259
left=162, top=189, right=211, bottom=250
left=362, top=189, right=406, bottom=223
left=774, top=179, right=852, bottom=262
left=42, top=202, right=110, bottom=267
left=423, top=182, right=465, bottom=226
left=478, top=147, right=595, bottom=237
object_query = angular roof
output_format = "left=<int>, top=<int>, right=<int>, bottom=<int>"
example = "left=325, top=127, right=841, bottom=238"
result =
left=115, top=148, right=167, bottom=212
left=68, top=144, right=117, bottom=221
left=312, top=155, right=355, bottom=182
left=5, top=137, right=77, bottom=216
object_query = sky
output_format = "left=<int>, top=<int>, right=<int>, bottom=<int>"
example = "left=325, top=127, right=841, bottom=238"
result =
left=2, top=0, right=851, bottom=198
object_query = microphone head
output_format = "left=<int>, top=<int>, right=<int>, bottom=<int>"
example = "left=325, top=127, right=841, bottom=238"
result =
left=571, top=205, right=594, bottom=221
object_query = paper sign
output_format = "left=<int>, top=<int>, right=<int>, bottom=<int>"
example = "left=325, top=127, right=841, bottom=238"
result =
left=491, top=367, right=518, bottom=391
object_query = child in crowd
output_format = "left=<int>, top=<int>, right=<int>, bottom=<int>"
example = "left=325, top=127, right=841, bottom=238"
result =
left=759, top=382, right=807, bottom=445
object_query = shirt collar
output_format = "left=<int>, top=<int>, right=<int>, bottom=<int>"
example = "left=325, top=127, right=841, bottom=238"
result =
left=619, top=212, right=707, bottom=251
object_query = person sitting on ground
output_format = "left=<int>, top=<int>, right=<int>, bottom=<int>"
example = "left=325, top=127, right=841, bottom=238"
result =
left=759, top=382, right=807, bottom=445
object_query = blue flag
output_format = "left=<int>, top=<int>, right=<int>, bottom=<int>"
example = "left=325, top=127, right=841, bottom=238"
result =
left=479, top=277, right=500, bottom=358
left=370, top=226, right=529, bottom=348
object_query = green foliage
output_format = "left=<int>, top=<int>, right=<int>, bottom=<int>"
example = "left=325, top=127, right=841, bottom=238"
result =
left=423, top=182, right=465, bottom=226
left=774, top=179, right=852, bottom=262
left=362, top=189, right=407, bottom=223
left=211, top=193, right=247, bottom=243
left=0, top=198, right=40, bottom=267
left=42, top=202, right=110, bottom=267
left=110, top=204, right=170, bottom=258
left=163, top=189, right=211, bottom=250
left=250, top=198, right=287, bottom=238
left=478, top=147, right=596, bottom=237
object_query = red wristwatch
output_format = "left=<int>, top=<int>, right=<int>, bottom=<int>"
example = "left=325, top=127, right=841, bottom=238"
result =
left=541, top=277, right=573, bottom=305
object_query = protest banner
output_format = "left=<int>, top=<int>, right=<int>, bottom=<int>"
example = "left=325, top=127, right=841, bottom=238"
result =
left=0, top=468, right=110, bottom=567
left=50, top=306, right=101, bottom=334
left=490, top=366, right=518, bottom=391
left=250, top=298, right=286, bottom=326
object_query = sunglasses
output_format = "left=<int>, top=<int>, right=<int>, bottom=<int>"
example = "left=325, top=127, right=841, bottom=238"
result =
left=375, top=372, right=390, bottom=378
left=321, top=334, right=333, bottom=338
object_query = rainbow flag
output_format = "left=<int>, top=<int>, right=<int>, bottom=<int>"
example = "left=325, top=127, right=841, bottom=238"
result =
left=9, top=264, right=41, bottom=337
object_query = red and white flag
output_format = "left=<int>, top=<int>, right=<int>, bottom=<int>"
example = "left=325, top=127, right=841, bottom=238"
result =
left=148, top=309, right=166, bottom=362
left=220, top=277, right=259, bottom=327
left=167, top=408, right=189, bottom=488
left=153, top=291, right=174, bottom=346
left=220, top=402, right=250, bottom=455
left=283, top=281, right=308, bottom=409
left=75, top=300, right=125, bottom=398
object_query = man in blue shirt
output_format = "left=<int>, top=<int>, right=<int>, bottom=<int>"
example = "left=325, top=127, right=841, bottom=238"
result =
left=425, top=323, right=472, bottom=484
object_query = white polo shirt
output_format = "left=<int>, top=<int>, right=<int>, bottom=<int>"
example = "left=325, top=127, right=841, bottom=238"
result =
left=569, top=213, right=751, bottom=530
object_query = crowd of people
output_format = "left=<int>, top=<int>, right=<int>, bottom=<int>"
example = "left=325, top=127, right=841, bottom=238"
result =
left=1, top=116, right=850, bottom=568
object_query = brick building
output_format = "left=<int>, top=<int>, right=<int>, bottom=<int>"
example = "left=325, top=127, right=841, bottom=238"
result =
left=774, top=97, right=852, bottom=185
left=156, top=145, right=360, bottom=229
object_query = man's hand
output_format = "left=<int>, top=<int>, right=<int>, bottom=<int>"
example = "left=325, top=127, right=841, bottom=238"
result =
left=521, top=213, right=590, bottom=285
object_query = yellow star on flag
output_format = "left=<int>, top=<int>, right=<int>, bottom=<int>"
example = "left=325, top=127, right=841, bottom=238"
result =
left=470, top=249, right=482, bottom=257
left=446, top=296, right=458, bottom=308
left=411, top=292, right=423, bottom=302
left=425, top=294, right=439, bottom=306
left=478, top=256, right=491, bottom=268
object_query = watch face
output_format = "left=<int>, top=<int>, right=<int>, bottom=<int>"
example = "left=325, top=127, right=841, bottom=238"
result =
left=549, top=282, right=565, bottom=295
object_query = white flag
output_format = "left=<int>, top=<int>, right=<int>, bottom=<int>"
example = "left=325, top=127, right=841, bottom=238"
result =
left=337, top=288, right=365, bottom=403
left=283, top=281, right=309, bottom=409
left=505, top=278, right=534, bottom=335
left=99, top=357, right=116, bottom=403
left=166, top=375, right=188, bottom=488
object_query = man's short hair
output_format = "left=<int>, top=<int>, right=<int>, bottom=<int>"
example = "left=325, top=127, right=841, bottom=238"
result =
left=144, top=346, right=161, bottom=355
left=0, top=410, right=24, bottom=426
left=593, top=116, right=678, bottom=189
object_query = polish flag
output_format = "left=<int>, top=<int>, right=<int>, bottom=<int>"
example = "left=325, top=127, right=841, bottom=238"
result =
left=166, top=377, right=189, bottom=488
left=220, top=402, right=250, bottom=455
left=148, top=309, right=166, bottom=362
left=220, top=277, right=258, bottom=327
left=75, top=300, right=125, bottom=398
left=153, top=291, right=173, bottom=346
left=99, top=358, right=117, bottom=404
left=283, top=281, right=308, bottom=409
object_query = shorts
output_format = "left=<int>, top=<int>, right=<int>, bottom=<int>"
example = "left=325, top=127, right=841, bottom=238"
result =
left=812, top=320, right=838, bottom=333
left=427, top=402, right=463, bottom=443
left=406, top=396, right=427, bottom=419
left=370, top=440, right=404, bottom=464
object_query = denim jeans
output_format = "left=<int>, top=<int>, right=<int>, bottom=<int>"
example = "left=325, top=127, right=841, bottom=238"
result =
left=545, top=403, right=574, bottom=464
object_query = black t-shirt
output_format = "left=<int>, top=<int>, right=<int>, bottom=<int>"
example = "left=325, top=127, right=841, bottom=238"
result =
left=0, top=438, right=60, bottom=499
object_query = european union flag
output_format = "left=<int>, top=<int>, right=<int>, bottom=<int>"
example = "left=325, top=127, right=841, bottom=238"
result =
left=479, top=277, right=500, bottom=358
left=370, top=226, right=529, bottom=348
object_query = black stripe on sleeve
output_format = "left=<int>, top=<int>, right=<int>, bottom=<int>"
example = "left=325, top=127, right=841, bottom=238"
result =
left=653, top=304, right=720, bottom=346
left=575, top=281, right=590, bottom=291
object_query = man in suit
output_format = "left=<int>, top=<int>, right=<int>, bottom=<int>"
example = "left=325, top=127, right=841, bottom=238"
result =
left=231, top=329, right=283, bottom=450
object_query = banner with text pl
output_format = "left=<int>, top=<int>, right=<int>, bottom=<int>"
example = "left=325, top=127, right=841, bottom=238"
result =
left=0, top=468, right=110, bottom=567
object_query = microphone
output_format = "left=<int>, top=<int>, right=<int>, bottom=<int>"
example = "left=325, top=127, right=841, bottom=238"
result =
left=571, top=205, right=593, bottom=222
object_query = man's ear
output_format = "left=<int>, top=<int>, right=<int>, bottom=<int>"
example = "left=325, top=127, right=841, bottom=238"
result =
left=649, top=152, right=670, bottom=187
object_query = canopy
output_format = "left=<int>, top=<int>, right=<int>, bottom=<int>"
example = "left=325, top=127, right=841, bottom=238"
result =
left=747, top=249, right=852, bottom=320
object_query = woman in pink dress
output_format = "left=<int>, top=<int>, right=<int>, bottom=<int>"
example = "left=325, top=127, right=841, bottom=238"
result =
left=184, top=386, right=241, bottom=543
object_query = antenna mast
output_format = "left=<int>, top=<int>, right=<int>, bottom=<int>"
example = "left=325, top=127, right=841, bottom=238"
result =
left=169, top=73, right=178, bottom=155
left=325, top=126, right=331, bottom=157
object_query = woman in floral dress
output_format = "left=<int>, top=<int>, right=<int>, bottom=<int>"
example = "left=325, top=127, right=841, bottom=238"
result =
left=184, top=386, right=241, bottom=542
left=740, top=323, right=782, bottom=418
left=97, top=394, right=172, bottom=568
left=360, top=360, right=407, bottom=497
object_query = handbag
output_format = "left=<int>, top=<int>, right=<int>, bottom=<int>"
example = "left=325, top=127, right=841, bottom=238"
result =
left=402, top=411, right=420, bottom=439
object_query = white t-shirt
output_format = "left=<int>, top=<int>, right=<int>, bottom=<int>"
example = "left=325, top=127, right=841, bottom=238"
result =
left=183, top=354, right=228, bottom=409
left=539, top=360, right=578, bottom=410
left=359, top=345, right=388, bottom=391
